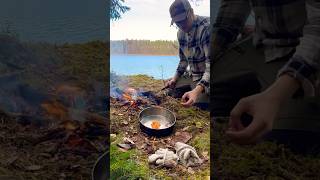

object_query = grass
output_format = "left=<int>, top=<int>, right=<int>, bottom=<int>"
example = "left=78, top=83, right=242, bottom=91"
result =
left=191, top=129, right=210, bottom=154
left=110, top=134, right=149, bottom=180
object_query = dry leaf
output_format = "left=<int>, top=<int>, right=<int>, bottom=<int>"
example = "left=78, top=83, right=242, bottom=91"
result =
left=171, top=131, right=192, bottom=144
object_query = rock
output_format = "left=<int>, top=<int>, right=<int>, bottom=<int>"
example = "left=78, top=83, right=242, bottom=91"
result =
left=117, top=143, right=132, bottom=150
left=110, top=134, right=117, bottom=141
left=123, top=137, right=135, bottom=146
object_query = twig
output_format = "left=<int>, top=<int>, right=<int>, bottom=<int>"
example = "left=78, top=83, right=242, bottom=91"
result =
left=160, top=65, right=165, bottom=87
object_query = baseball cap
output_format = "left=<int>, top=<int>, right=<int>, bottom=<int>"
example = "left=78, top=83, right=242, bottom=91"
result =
left=169, top=0, right=192, bottom=25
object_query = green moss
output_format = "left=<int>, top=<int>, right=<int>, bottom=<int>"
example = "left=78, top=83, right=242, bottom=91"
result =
left=191, top=130, right=210, bottom=153
left=110, top=144, right=149, bottom=180
left=213, top=119, right=320, bottom=179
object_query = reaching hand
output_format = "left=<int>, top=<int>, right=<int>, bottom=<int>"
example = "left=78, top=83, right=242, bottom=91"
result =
left=181, top=85, right=203, bottom=107
left=226, top=74, right=300, bottom=144
left=226, top=92, right=280, bottom=144
left=181, top=90, right=197, bottom=107
left=165, top=78, right=177, bottom=89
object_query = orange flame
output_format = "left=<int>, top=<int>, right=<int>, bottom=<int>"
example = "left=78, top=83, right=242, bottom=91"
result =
left=41, top=100, right=68, bottom=121
left=123, top=93, right=133, bottom=101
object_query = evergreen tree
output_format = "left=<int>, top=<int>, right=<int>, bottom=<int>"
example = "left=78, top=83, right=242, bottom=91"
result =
left=110, top=0, right=130, bottom=21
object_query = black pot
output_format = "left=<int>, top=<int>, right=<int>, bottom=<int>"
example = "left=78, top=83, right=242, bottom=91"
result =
left=92, top=151, right=108, bottom=180
left=139, top=106, right=176, bottom=137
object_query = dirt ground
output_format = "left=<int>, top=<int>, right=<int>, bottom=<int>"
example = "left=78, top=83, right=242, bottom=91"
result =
left=0, top=113, right=107, bottom=180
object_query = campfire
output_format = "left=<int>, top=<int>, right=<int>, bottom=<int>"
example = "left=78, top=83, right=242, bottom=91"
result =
left=1, top=83, right=107, bottom=155
left=110, top=86, right=161, bottom=110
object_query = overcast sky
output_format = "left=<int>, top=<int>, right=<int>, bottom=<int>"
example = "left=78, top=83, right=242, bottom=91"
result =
left=110, top=0, right=210, bottom=41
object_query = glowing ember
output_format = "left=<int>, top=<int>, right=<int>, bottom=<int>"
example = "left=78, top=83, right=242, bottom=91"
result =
left=151, top=120, right=161, bottom=129
left=41, top=100, right=68, bottom=120
left=122, top=93, right=132, bottom=101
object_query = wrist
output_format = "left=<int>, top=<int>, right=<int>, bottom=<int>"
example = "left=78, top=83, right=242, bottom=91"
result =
left=266, top=74, right=300, bottom=101
left=193, top=85, right=204, bottom=94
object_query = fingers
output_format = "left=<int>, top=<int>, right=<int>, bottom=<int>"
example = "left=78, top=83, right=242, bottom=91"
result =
left=181, top=93, right=188, bottom=102
left=228, top=99, right=248, bottom=131
left=181, top=98, right=194, bottom=107
left=226, top=117, right=267, bottom=144
left=226, top=98, right=262, bottom=144
left=181, top=93, right=194, bottom=107
left=227, top=98, right=267, bottom=144
left=165, top=79, right=176, bottom=89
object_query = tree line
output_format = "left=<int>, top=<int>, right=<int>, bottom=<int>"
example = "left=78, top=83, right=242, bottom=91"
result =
left=111, top=40, right=179, bottom=55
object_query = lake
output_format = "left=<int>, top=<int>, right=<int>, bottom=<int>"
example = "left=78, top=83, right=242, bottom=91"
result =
left=110, top=55, right=180, bottom=79
left=0, top=0, right=107, bottom=43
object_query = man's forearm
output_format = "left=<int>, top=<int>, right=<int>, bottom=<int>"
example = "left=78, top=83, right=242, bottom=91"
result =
left=192, top=84, right=205, bottom=95
left=266, top=74, right=300, bottom=102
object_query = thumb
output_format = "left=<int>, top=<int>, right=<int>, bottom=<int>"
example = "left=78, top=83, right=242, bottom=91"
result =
left=181, top=92, right=188, bottom=102
left=228, top=99, right=248, bottom=131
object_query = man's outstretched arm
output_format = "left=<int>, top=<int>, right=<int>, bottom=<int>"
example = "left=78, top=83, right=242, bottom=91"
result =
left=227, top=0, right=320, bottom=144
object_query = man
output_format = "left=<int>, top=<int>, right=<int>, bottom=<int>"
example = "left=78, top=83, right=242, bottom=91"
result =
left=211, top=0, right=320, bottom=144
left=165, top=0, right=210, bottom=108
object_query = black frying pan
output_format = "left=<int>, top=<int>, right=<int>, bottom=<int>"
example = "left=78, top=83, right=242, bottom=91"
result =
left=139, top=106, right=176, bottom=137
left=92, top=151, right=109, bottom=180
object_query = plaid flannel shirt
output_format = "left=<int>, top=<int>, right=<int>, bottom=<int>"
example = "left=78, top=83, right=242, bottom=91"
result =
left=175, top=15, right=211, bottom=94
left=212, top=0, right=320, bottom=96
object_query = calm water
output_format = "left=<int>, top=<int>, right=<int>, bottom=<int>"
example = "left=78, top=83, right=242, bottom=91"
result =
left=0, top=0, right=107, bottom=43
left=110, top=55, right=179, bottom=79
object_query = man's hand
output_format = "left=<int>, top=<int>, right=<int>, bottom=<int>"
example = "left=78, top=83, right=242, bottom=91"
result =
left=165, top=78, right=177, bottom=89
left=226, top=92, right=281, bottom=144
left=226, top=74, right=300, bottom=144
left=181, top=85, right=204, bottom=107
